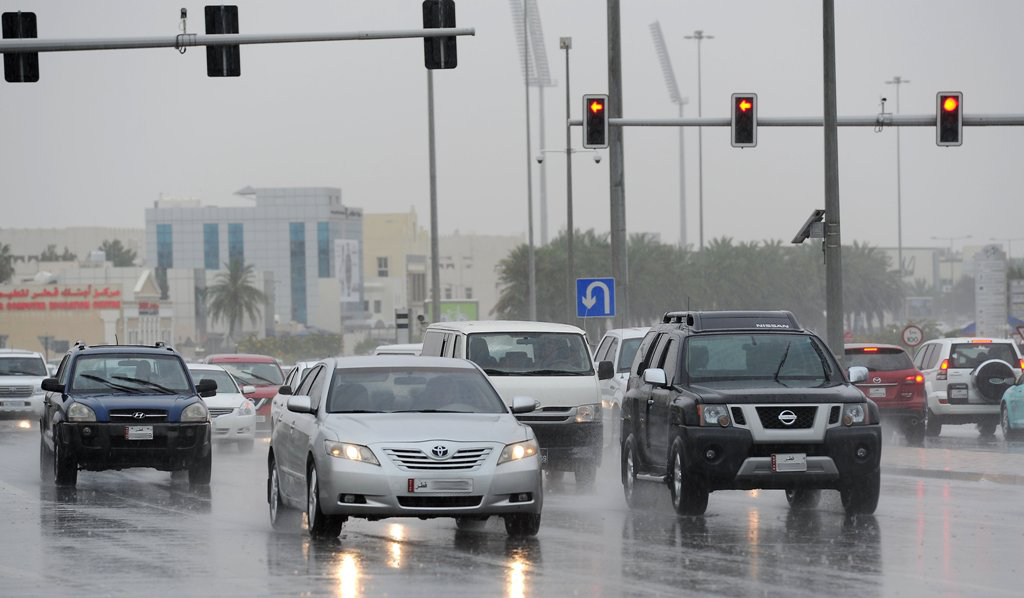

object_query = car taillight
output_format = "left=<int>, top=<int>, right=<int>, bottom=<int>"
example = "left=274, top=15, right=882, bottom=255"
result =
left=904, top=374, right=924, bottom=384
left=1019, top=359, right=1024, bottom=370
left=937, top=359, right=949, bottom=380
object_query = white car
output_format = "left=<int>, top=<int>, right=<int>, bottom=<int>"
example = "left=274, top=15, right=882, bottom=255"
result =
left=0, top=349, right=48, bottom=421
left=913, top=337, right=1023, bottom=437
left=268, top=356, right=543, bottom=538
left=188, top=364, right=257, bottom=451
left=373, top=343, right=423, bottom=356
left=593, top=327, right=650, bottom=413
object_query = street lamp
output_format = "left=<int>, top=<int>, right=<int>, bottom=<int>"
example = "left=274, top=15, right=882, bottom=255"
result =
left=684, top=29, right=713, bottom=250
left=650, top=21, right=690, bottom=248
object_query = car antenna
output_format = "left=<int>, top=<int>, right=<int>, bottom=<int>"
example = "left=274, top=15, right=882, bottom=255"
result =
left=114, top=334, right=119, bottom=345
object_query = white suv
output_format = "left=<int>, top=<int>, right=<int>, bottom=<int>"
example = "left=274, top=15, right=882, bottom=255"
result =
left=913, top=337, right=1023, bottom=437
left=593, top=327, right=649, bottom=413
left=0, top=349, right=49, bottom=421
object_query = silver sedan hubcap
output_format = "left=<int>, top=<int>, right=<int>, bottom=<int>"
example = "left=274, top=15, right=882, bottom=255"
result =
left=673, top=453, right=682, bottom=503
left=308, top=469, right=317, bottom=527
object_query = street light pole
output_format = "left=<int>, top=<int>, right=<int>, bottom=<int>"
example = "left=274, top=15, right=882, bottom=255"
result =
left=649, top=21, right=689, bottom=248
left=562, top=37, right=575, bottom=325
left=684, top=29, right=713, bottom=250
left=821, top=0, right=845, bottom=357
left=523, top=0, right=537, bottom=320
left=427, top=70, right=441, bottom=324
left=886, top=75, right=910, bottom=322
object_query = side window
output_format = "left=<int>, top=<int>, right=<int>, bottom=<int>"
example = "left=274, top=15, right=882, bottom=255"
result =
left=296, top=366, right=320, bottom=398
left=594, top=337, right=612, bottom=362
left=55, top=354, right=70, bottom=383
left=452, top=335, right=464, bottom=358
left=439, top=333, right=451, bottom=357
left=606, top=338, right=620, bottom=365
left=421, top=330, right=444, bottom=356
left=647, top=335, right=671, bottom=376
left=926, top=344, right=944, bottom=370
left=915, top=344, right=933, bottom=369
left=660, top=339, right=679, bottom=384
left=308, top=367, right=328, bottom=411
left=633, top=332, right=661, bottom=376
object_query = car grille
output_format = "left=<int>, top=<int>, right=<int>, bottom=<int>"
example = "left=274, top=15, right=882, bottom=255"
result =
left=109, top=409, right=168, bottom=422
left=397, top=495, right=482, bottom=508
left=208, top=407, right=234, bottom=418
left=756, top=406, right=817, bottom=429
left=384, top=447, right=492, bottom=471
left=517, top=407, right=572, bottom=423
left=0, top=386, right=33, bottom=398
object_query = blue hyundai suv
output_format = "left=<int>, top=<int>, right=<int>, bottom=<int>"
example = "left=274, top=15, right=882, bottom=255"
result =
left=39, top=343, right=214, bottom=487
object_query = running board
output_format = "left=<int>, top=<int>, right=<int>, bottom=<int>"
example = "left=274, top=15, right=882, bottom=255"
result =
left=636, top=473, right=667, bottom=483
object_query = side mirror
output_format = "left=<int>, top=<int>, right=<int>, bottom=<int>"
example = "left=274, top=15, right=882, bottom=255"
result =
left=197, top=378, right=217, bottom=398
left=511, top=396, right=539, bottom=414
left=41, top=378, right=64, bottom=394
left=278, top=385, right=293, bottom=396
left=241, top=385, right=256, bottom=395
left=287, top=395, right=313, bottom=414
left=643, top=368, right=667, bottom=387
left=597, top=360, right=615, bottom=381
left=848, top=366, right=869, bottom=384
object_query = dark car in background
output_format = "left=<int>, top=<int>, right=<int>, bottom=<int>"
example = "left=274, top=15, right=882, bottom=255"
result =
left=205, top=353, right=283, bottom=431
left=845, top=344, right=926, bottom=444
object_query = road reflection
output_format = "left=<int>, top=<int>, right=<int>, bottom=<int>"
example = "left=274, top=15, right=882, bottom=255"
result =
left=334, top=552, right=361, bottom=598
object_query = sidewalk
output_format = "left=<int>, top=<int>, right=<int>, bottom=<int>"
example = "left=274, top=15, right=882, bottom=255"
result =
left=882, top=443, right=1024, bottom=485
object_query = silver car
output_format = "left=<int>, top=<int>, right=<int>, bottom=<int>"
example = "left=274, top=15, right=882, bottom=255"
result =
left=267, top=356, right=543, bottom=538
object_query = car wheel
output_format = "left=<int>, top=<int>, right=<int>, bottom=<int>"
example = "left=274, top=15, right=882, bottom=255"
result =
left=188, top=450, right=212, bottom=487
left=840, top=469, right=880, bottom=515
left=503, top=512, right=541, bottom=537
left=307, top=464, right=344, bottom=538
left=455, top=516, right=488, bottom=530
left=668, top=439, right=708, bottom=516
left=621, top=434, right=656, bottom=510
left=268, top=454, right=300, bottom=530
left=238, top=439, right=255, bottom=453
left=785, top=489, right=821, bottom=510
left=573, top=462, right=597, bottom=491
left=39, top=437, right=53, bottom=482
left=977, top=421, right=997, bottom=438
left=53, top=428, right=77, bottom=487
left=924, top=409, right=942, bottom=437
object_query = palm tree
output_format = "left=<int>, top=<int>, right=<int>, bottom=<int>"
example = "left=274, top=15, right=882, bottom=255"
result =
left=99, top=239, right=137, bottom=267
left=0, top=243, right=13, bottom=284
left=207, top=259, right=267, bottom=342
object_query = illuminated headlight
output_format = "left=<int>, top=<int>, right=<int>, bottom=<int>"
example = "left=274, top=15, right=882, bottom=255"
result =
left=235, top=400, right=256, bottom=417
left=67, top=402, right=96, bottom=422
left=575, top=403, right=601, bottom=423
left=181, top=402, right=209, bottom=422
left=699, top=404, right=731, bottom=427
left=843, top=403, right=868, bottom=426
left=325, top=441, right=380, bottom=466
left=498, top=439, right=539, bottom=465
left=601, top=399, right=615, bottom=410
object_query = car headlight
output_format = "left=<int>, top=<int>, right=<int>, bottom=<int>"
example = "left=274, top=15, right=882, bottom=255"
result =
left=699, top=404, right=731, bottom=427
left=497, top=439, right=539, bottom=465
left=575, top=403, right=601, bottom=423
left=67, top=402, right=96, bottom=422
left=842, top=403, right=868, bottom=426
left=181, top=402, right=209, bottom=423
left=236, top=400, right=255, bottom=417
left=325, top=441, right=380, bottom=466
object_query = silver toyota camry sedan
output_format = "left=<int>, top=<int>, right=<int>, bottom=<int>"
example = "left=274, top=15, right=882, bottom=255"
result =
left=268, top=356, right=543, bottom=538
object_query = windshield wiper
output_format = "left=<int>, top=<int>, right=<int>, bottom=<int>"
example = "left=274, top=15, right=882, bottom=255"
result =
left=518, top=369, right=588, bottom=376
left=773, top=342, right=792, bottom=384
left=482, top=368, right=514, bottom=376
left=111, top=375, right=177, bottom=395
left=239, top=370, right=277, bottom=385
left=79, top=374, right=140, bottom=393
left=392, top=409, right=465, bottom=413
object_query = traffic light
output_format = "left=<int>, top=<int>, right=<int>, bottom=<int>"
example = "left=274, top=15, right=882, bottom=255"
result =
left=205, top=5, right=240, bottom=77
left=936, top=91, right=963, bottom=146
left=582, top=94, right=609, bottom=149
left=423, top=0, right=457, bottom=70
left=731, top=93, right=757, bottom=148
left=2, top=11, right=39, bottom=83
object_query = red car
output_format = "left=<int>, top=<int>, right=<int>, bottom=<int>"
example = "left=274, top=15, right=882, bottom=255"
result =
left=205, top=353, right=284, bottom=432
left=845, top=343, right=926, bottom=444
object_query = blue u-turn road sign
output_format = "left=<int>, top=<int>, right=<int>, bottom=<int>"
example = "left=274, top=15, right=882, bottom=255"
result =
left=576, top=277, right=615, bottom=318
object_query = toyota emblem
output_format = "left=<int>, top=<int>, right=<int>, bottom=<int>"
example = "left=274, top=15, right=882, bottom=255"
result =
left=872, top=377, right=882, bottom=384
left=132, top=412, right=147, bottom=419
left=777, top=410, right=797, bottom=426
left=430, top=445, right=450, bottom=459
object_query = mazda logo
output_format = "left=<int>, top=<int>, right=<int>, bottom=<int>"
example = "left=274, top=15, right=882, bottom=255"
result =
left=132, top=412, right=147, bottom=420
left=430, top=445, right=450, bottom=459
left=872, top=377, right=882, bottom=384
left=777, top=410, right=797, bottom=426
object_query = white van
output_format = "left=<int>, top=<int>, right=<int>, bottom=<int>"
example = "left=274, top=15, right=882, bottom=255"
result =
left=421, top=321, right=613, bottom=487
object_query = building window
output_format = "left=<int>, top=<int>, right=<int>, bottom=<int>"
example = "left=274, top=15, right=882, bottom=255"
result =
left=228, top=223, right=244, bottom=264
left=408, top=273, right=426, bottom=303
left=156, top=224, right=173, bottom=269
left=363, top=300, right=369, bottom=312
left=373, top=300, right=382, bottom=314
left=465, top=287, right=473, bottom=300
left=290, top=222, right=307, bottom=324
left=203, top=223, right=219, bottom=270
left=377, top=257, right=389, bottom=278
left=444, top=286, right=453, bottom=300
left=317, top=222, right=330, bottom=278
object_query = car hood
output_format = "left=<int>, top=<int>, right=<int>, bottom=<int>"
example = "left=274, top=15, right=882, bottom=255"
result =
left=690, top=380, right=866, bottom=404
left=323, top=413, right=529, bottom=445
left=72, top=394, right=201, bottom=422
left=0, top=375, right=45, bottom=389
left=487, top=375, right=601, bottom=409
left=203, top=392, right=247, bottom=409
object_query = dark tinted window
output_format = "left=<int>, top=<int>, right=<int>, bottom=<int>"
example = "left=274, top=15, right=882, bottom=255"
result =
left=217, top=361, right=283, bottom=386
left=618, top=337, right=643, bottom=373
left=660, top=339, right=679, bottom=384
left=326, top=367, right=506, bottom=414
left=685, top=333, right=835, bottom=386
left=70, top=354, right=190, bottom=394
left=844, top=348, right=913, bottom=371
left=466, top=332, right=594, bottom=376
left=950, top=343, right=1019, bottom=369
left=0, top=356, right=47, bottom=376
left=635, top=333, right=662, bottom=376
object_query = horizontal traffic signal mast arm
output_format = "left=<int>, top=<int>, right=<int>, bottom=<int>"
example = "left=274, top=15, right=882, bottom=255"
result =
left=568, top=114, right=1024, bottom=127
left=0, top=27, right=475, bottom=53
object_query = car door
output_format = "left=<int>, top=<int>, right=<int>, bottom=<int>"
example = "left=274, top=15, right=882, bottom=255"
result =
left=278, top=366, right=320, bottom=500
left=291, top=366, right=327, bottom=493
left=639, top=334, right=670, bottom=462
left=648, top=337, right=679, bottom=461
left=41, top=354, right=70, bottom=450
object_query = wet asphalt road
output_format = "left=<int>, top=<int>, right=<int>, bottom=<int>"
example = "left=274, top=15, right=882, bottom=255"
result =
left=2, top=421, right=1023, bottom=597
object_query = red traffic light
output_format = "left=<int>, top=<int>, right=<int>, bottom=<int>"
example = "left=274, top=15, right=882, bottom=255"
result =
left=738, top=99, right=752, bottom=112
left=589, top=100, right=605, bottom=114
left=942, top=96, right=958, bottom=112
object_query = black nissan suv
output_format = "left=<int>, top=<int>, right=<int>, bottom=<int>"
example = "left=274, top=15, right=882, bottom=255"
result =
left=39, top=343, right=215, bottom=488
left=620, top=311, right=881, bottom=516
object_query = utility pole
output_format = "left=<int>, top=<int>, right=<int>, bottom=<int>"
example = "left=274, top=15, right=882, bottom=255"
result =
left=684, top=29, right=713, bottom=250
left=608, top=0, right=628, bottom=324
left=523, top=0, right=537, bottom=320
left=427, top=70, right=441, bottom=324
left=886, top=75, right=910, bottom=322
left=822, top=0, right=844, bottom=357
left=562, top=37, right=575, bottom=324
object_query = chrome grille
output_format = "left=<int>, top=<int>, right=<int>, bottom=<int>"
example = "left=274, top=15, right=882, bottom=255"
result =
left=757, top=406, right=817, bottom=429
left=517, top=407, right=572, bottom=423
left=109, top=409, right=168, bottom=422
left=384, top=447, right=492, bottom=471
left=208, top=407, right=235, bottom=418
left=0, top=386, right=33, bottom=398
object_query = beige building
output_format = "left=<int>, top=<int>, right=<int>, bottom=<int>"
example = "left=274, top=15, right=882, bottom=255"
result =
left=438, top=230, right=522, bottom=319
left=361, top=210, right=430, bottom=329
left=0, top=226, right=144, bottom=267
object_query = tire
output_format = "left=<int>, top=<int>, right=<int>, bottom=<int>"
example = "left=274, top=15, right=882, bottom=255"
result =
left=621, top=434, right=656, bottom=510
left=306, top=464, right=344, bottom=538
left=53, top=428, right=77, bottom=487
left=977, top=421, right=997, bottom=438
left=924, top=409, right=942, bottom=438
left=455, top=516, right=488, bottom=530
left=840, top=470, right=880, bottom=515
left=39, top=437, right=53, bottom=482
left=903, top=418, right=926, bottom=447
left=574, top=462, right=597, bottom=490
left=268, top=454, right=301, bottom=530
left=188, top=450, right=212, bottom=487
left=785, top=489, right=821, bottom=510
left=668, top=440, right=708, bottom=516
left=238, top=439, right=255, bottom=453
left=503, top=512, right=541, bottom=537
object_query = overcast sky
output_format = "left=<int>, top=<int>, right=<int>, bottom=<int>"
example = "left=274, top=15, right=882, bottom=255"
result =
left=1, top=0, right=1020, bottom=252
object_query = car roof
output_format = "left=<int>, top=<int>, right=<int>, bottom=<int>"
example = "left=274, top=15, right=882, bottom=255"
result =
left=426, top=320, right=585, bottom=335
left=74, top=345, right=180, bottom=356
left=603, top=327, right=650, bottom=340
left=0, top=349, right=44, bottom=358
left=206, top=353, right=278, bottom=363
left=659, top=310, right=804, bottom=333
left=936, top=337, right=1015, bottom=344
left=844, top=343, right=905, bottom=351
left=320, top=355, right=478, bottom=370
left=374, top=343, right=423, bottom=351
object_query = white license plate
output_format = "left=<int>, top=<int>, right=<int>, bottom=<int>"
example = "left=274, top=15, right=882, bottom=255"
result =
left=256, top=415, right=266, bottom=423
left=771, top=453, right=807, bottom=473
left=950, top=388, right=968, bottom=399
left=125, top=426, right=153, bottom=440
left=868, top=387, right=886, bottom=398
left=408, top=479, right=473, bottom=493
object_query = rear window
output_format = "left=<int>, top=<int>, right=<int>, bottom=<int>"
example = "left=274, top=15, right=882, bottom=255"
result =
left=845, top=348, right=913, bottom=371
left=0, top=356, right=47, bottom=376
left=949, top=343, right=1019, bottom=369
left=188, top=368, right=239, bottom=393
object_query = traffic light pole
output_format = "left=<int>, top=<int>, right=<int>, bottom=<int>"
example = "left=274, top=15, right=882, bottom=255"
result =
left=607, top=0, right=628, bottom=326
left=822, top=0, right=843, bottom=358
left=427, top=69, right=442, bottom=326
left=569, top=114, right=1024, bottom=127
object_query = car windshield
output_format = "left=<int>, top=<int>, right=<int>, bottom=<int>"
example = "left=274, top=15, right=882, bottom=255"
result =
left=618, top=337, right=644, bottom=373
left=845, top=348, right=914, bottom=371
left=70, top=354, right=191, bottom=394
left=0, top=356, right=47, bottom=376
left=466, top=332, right=594, bottom=376
left=686, top=333, right=835, bottom=387
left=189, top=368, right=239, bottom=393
left=326, top=367, right=507, bottom=414
left=949, top=343, right=1019, bottom=369
left=217, top=361, right=284, bottom=386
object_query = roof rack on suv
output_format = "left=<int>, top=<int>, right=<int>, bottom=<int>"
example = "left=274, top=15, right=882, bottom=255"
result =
left=661, top=310, right=803, bottom=332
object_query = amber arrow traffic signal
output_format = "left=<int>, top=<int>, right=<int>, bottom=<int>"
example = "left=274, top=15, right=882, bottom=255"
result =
left=731, top=93, right=757, bottom=148
left=582, top=94, right=609, bottom=149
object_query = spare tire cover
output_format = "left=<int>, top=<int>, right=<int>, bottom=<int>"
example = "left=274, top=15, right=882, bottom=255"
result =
left=973, top=359, right=1016, bottom=403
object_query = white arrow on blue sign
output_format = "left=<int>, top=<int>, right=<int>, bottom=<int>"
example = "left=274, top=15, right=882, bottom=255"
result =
left=576, top=277, right=615, bottom=318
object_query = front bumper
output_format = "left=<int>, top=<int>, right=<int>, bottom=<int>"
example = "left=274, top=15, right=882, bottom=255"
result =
left=680, top=425, right=881, bottom=491
left=60, top=422, right=210, bottom=472
left=928, top=390, right=1000, bottom=418
left=316, top=451, right=543, bottom=519
left=0, top=394, right=44, bottom=420
left=517, top=419, right=603, bottom=470
left=211, top=413, right=256, bottom=441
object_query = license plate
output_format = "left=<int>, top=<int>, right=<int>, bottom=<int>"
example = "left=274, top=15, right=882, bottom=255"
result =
left=950, top=387, right=968, bottom=399
left=407, top=479, right=472, bottom=493
left=868, top=387, right=886, bottom=398
left=256, top=415, right=266, bottom=423
left=771, top=453, right=807, bottom=473
left=125, top=425, right=153, bottom=440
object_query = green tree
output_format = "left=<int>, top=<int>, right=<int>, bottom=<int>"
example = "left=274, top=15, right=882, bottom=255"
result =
left=0, top=243, right=13, bottom=284
left=99, top=239, right=137, bottom=267
left=207, top=259, right=267, bottom=342
left=39, top=245, right=76, bottom=262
